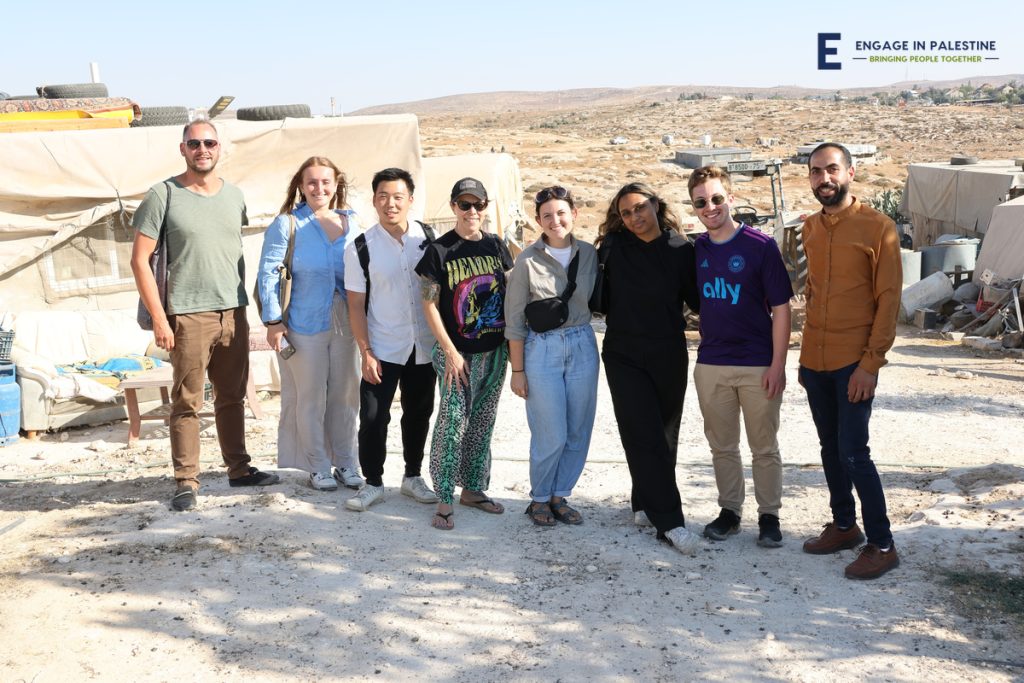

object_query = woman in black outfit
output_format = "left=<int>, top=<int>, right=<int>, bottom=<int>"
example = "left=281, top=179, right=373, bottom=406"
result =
left=595, top=182, right=702, bottom=554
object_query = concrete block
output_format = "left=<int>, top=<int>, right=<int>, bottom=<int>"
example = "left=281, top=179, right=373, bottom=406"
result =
left=962, top=336, right=1004, bottom=352
left=674, top=147, right=752, bottom=169
left=914, top=308, right=938, bottom=329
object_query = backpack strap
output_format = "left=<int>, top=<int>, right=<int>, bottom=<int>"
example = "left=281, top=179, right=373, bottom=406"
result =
left=156, top=180, right=172, bottom=254
left=354, top=232, right=370, bottom=314
left=284, top=213, right=296, bottom=270
left=417, top=220, right=437, bottom=243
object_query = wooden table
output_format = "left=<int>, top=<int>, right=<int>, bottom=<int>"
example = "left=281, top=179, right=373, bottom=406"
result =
left=119, top=366, right=263, bottom=446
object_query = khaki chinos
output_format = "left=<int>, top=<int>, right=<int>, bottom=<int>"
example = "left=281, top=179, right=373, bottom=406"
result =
left=694, top=363, right=783, bottom=516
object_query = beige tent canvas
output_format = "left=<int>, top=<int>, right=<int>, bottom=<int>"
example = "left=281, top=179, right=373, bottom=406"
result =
left=0, top=115, right=424, bottom=313
left=902, top=159, right=1024, bottom=248
left=974, top=195, right=1024, bottom=284
left=421, top=152, right=528, bottom=248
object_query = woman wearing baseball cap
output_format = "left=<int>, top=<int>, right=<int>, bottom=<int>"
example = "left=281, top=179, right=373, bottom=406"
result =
left=415, top=178, right=514, bottom=530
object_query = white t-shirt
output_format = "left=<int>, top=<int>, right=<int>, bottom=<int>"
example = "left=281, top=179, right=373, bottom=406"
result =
left=545, top=244, right=573, bottom=270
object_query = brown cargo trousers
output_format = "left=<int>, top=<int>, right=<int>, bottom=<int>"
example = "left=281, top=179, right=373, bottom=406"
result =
left=168, top=307, right=251, bottom=489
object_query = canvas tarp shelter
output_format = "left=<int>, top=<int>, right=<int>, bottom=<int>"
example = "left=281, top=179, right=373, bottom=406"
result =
left=973, top=195, right=1024, bottom=284
left=421, top=153, right=527, bottom=243
left=902, top=159, right=1024, bottom=248
left=0, top=115, right=423, bottom=312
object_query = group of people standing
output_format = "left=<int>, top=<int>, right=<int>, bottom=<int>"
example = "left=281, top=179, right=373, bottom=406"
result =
left=132, top=120, right=902, bottom=581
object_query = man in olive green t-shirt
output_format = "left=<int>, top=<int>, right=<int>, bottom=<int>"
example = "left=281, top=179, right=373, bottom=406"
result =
left=131, top=120, right=279, bottom=512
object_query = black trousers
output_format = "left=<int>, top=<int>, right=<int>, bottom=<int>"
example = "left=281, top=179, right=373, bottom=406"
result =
left=358, top=351, right=436, bottom=486
left=602, top=335, right=688, bottom=533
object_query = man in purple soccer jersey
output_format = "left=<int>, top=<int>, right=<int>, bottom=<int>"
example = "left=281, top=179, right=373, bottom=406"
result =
left=687, top=166, right=793, bottom=548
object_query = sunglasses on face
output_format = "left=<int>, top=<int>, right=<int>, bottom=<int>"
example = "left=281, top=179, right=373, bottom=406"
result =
left=456, top=200, right=487, bottom=212
left=618, top=199, right=649, bottom=221
left=185, top=138, right=219, bottom=150
left=692, top=194, right=726, bottom=210
left=535, top=186, right=570, bottom=205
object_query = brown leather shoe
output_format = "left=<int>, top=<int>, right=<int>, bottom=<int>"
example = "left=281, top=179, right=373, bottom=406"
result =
left=844, top=543, right=900, bottom=580
left=802, top=522, right=865, bottom=554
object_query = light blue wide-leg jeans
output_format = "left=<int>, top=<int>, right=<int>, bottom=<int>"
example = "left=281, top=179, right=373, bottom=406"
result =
left=524, top=323, right=599, bottom=502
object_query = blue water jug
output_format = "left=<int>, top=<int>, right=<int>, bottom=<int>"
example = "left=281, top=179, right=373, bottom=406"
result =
left=0, top=361, right=20, bottom=446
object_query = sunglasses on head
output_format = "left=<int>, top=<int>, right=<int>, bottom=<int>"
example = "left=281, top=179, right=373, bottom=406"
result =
left=185, top=138, right=219, bottom=150
left=535, top=186, right=570, bottom=205
left=456, top=200, right=487, bottom=212
left=692, top=194, right=726, bottom=210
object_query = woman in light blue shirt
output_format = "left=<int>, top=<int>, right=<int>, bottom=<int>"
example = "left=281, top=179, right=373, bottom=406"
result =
left=257, top=156, right=365, bottom=492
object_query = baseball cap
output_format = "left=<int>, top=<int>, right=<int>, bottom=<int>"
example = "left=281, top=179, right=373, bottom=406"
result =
left=450, top=177, right=488, bottom=202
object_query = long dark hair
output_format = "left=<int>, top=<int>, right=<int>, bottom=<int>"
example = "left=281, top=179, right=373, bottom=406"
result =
left=596, top=182, right=683, bottom=245
left=279, top=156, right=348, bottom=215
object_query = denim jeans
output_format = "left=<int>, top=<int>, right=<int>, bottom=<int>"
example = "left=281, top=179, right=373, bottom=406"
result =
left=799, top=362, right=892, bottom=547
left=524, top=323, right=599, bottom=502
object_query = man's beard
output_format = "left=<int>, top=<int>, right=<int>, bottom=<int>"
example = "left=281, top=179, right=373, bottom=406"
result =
left=813, top=181, right=849, bottom=207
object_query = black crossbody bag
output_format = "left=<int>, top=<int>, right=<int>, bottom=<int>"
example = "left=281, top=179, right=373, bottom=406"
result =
left=525, top=253, right=579, bottom=333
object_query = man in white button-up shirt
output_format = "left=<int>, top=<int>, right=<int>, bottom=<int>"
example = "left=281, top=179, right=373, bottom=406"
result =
left=343, top=168, right=439, bottom=512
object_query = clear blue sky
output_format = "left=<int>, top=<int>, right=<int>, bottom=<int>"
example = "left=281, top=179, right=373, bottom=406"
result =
left=2, top=1, right=1020, bottom=113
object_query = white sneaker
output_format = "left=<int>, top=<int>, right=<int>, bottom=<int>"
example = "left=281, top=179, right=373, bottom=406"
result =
left=400, top=476, right=439, bottom=503
left=345, top=484, right=384, bottom=511
left=333, top=467, right=365, bottom=490
left=665, top=526, right=702, bottom=555
left=309, top=471, right=338, bottom=491
left=634, top=510, right=653, bottom=527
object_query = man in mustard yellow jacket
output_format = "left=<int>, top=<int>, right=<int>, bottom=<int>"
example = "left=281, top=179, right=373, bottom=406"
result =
left=799, top=142, right=902, bottom=580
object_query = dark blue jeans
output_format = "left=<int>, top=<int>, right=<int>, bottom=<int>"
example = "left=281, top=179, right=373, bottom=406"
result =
left=799, top=362, right=892, bottom=547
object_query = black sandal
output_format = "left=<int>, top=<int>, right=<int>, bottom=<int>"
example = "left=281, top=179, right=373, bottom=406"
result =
left=525, top=501, right=556, bottom=527
left=431, top=511, right=454, bottom=530
left=550, top=498, right=583, bottom=525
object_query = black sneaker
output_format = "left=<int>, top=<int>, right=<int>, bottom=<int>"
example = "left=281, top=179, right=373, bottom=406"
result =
left=703, top=508, right=741, bottom=541
left=171, top=486, right=197, bottom=512
left=228, top=467, right=281, bottom=487
left=757, top=514, right=783, bottom=548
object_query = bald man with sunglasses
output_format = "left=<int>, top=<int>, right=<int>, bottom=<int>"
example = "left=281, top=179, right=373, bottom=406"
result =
left=687, top=165, right=793, bottom=549
left=132, top=120, right=278, bottom=513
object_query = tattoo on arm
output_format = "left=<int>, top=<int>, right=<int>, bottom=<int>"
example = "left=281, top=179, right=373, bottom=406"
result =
left=420, top=276, right=440, bottom=303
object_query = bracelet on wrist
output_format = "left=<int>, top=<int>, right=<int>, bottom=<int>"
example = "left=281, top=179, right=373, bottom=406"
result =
left=511, top=369, right=524, bottom=373
left=266, top=320, right=283, bottom=326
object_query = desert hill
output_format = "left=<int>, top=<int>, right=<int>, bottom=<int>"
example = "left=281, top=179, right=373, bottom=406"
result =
left=351, top=74, right=1024, bottom=115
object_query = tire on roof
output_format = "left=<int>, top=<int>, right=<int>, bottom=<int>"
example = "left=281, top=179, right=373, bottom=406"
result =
left=949, top=154, right=978, bottom=166
left=37, top=82, right=110, bottom=98
left=236, top=104, right=311, bottom=121
left=131, top=106, right=190, bottom=127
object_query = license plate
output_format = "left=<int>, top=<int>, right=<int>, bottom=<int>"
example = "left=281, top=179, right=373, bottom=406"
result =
left=727, top=161, right=765, bottom=173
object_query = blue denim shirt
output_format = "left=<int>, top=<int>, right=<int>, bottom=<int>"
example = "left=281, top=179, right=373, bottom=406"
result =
left=257, top=203, right=360, bottom=335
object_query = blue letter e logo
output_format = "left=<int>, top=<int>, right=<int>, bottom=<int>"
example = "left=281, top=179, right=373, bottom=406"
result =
left=818, top=33, right=841, bottom=70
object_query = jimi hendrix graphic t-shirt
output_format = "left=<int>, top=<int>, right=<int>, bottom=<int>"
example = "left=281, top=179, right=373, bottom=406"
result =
left=416, top=230, right=514, bottom=354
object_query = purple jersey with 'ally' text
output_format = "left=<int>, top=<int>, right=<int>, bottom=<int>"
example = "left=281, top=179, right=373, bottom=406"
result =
left=695, top=225, right=793, bottom=366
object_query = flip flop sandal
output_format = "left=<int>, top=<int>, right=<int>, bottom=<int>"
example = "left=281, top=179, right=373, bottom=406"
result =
left=431, top=511, right=454, bottom=530
left=550, top=499, right=583, bottom=525
left=459, top=495, right=504, bottom=514
left=525, top=501, right=556, bottom=527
